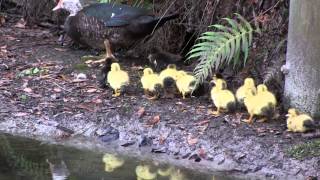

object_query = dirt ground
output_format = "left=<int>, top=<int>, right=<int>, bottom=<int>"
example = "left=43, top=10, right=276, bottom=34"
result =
left=0, top=14, right=320, bottom=179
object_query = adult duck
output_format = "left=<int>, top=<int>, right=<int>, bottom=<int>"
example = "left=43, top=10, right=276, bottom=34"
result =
left=52, top=0, right=179, bottom=60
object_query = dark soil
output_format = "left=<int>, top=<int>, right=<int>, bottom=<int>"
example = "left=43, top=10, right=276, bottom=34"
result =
left=0, top=12, right=320, bottom=180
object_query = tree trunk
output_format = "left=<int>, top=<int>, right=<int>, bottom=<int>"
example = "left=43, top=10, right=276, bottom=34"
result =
left=284, top=0, right=320, bottom=117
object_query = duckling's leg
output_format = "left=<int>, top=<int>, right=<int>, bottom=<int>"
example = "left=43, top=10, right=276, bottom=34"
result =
left=147, top=94, right=158, bottom=100
left=112, top=89, right=121, bottom=97
left=211, top=107, right=221, bottom=117
left=242, top=114, right=254, bottom=124
left=182, top=92, right=186, bottom=99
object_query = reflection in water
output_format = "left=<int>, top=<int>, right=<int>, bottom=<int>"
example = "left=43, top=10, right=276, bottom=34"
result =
left=136, top=165, right=157, bottom=180
left=0, top=133, right=235, bottom=180
left=47, top=159, right=70, bottom=180
left=102, top=153, right=124, bottom=172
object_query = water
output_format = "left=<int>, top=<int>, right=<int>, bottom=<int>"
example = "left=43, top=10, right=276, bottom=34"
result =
left=0, top=133, right=234, bottom=180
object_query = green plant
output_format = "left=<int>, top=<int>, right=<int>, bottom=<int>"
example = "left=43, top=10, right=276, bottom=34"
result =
left=287, top=140, right=320, bottom=159
left=188, top=13, right=260, bottom=83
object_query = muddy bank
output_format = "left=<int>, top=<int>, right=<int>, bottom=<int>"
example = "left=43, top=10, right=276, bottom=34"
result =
left=0, top=16, right=319, bottom=180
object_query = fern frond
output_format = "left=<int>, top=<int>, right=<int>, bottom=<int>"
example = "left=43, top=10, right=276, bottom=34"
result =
left=188, top=14, right=258, bottom=84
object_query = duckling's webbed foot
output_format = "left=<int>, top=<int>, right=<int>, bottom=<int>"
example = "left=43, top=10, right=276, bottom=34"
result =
left=147, top=95, right=158, bottom=100
left=210, top=108, right=221, bottom=117
left=242, top=114, right=254, bottom=124
left=112, top=89, right=121, bottom=97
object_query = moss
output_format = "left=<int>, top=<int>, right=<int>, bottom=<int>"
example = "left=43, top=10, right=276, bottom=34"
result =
left=287, top=140, right=320, bottom=159
left=73, top=63, right=89, bottom=71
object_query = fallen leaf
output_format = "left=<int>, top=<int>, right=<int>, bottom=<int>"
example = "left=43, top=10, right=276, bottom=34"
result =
left=187, top=135, right=198, bottom=145
left=0, top=15, right=5, bottom=26
left=136, top=107, right=145, bottom=118
left=198, top=148, right=206, bottom=158
left=76, top=104, right=94, bottom=112
left=195, top=120, right=210, bottom=126
left=53, top=87, right=62, bottom=92
left=14, top=112, right=28, bottom=117
left=54, top=48, right=67, bottom=52
left=23, top=87, right=33, bottom=93
left=146, top=115, right=160, bottom=126
left=159, top=135, right=166, bottom=145
left=92, top=98, right=102, bottom=104
left=86, top=88, right=97, bottom=93
left=14, top=18, right=26, bottom=28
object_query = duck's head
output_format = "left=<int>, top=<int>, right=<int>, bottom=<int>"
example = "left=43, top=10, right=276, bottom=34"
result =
left=257, top=84, right=268, bottom=93
left=53, top=0, right=82, bottom=16
left=244, top=78, right=255, bottom=87
left=143, top=68, right=154, bottom=76
left=286, top=108, right=299, bottom=118
left=111, top=63, right=121, bottom=71
left=167, top=64, right=177, bottom=69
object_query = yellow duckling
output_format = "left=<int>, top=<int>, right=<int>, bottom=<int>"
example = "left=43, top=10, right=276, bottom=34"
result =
left=107, top=63, right=129, bottom=97
left=136, top=165, right=157, bottom=180
left=102, top=153, right=124, bottom=173
left=176, top=71, right=197, bottom=99
left=256, top=84, right=277, bottom=106
left=236, top=78, right=257, bottom=105
left=210, top=78, right=236, bottom=116
left=286, top=108, right=317, bottom=133
left=242, top=89, right=275, bottom=124
left=141, top=68, right=163, bottom=100
left=159, top=64, right=179, bottom=98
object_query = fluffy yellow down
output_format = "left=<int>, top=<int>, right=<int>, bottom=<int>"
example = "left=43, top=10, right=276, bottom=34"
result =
left=159, top=64, right=179, bottom=81
left=107, top=63, right=129, bottom=96
left=176, top=71, right=196, bottom=99
left=210, top=79, right=236, bottom=115
left=256, top=84, right=277, bottom=106
left=243, top=84, right=276, bottom=124
left=141, top=68, right=163, bottom=92
left=102, top=153, right=124, bottom=172
left=236, top=78, right=257, bottom=104
left=286, top=108, right=314, bottom=133
left=136, top=165, right=157, bottom=180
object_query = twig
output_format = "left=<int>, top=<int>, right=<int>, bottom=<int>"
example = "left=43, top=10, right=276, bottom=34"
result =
left=46, top=77, right=73, bottom=93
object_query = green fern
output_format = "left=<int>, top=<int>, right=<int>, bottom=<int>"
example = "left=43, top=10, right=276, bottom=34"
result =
left=188, top=13, right=260, bottom=83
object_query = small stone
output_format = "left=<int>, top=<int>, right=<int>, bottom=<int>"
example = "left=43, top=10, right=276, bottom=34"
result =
left=76, top=73, right=87, bottom=80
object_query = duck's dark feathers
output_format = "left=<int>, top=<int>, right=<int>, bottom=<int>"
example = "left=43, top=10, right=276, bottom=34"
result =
left=65, top=3, right=179, bottom=50
left=82, top=3, right=151, bottom=27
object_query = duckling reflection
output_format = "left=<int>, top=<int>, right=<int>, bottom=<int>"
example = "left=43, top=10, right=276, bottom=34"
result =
left=157, top=166, right=174, bottom=177
left=102, top=153, right=125, bottom=172
left=157, top=166, right=186, bottom=180
left=136, top=164, right=157, bottom=180
left=170, top=169, right=186, bottom=180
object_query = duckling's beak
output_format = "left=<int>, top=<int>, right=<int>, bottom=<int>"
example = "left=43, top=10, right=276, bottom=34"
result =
left=285, top=114, right=289, bottom=117
left=52, top=0, right=62, bottom=11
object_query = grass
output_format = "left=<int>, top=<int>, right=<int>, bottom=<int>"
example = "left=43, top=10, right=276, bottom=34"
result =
left=287, top=140, right=320, bottom=159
